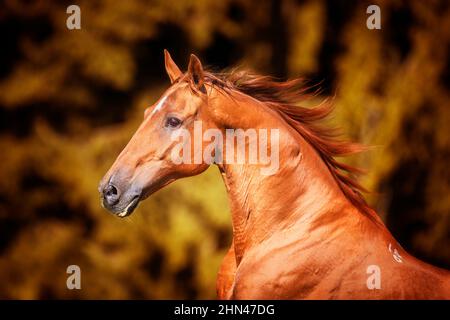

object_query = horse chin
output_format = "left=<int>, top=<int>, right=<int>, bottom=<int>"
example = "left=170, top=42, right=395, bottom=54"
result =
left=116, top=195, right=141, bottom=218
left=112, top=177, right=177, bottom=218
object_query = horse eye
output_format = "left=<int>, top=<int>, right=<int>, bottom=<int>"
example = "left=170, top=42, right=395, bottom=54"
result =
left=165, top=116, right=182, bottom=128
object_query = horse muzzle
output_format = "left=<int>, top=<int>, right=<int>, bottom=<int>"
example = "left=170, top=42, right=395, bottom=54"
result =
left=99, top=179, right=142, bottom=218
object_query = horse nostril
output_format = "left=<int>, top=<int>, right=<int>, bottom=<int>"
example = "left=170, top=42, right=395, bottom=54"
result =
left=105, top=185, right=117, bottom=197
left=103, top=184, right=120, bottom=206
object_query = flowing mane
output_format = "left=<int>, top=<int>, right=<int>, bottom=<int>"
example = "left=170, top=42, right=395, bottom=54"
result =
left=195, top=69, right=375, bottom=218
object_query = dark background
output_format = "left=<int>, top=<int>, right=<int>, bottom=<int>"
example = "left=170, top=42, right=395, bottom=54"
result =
left=0, top=0, right=448, bottom=298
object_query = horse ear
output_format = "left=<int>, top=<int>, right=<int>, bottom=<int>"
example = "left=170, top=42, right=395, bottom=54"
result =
left=187, top=54, right=206, bottom=93
left=164, top=49, right=182, bottom=83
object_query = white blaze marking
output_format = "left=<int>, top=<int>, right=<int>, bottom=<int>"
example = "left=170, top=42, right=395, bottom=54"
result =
left=150, top=95, right=168, bottom=117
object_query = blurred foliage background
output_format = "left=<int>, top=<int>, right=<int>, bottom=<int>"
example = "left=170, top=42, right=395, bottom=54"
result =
left=0, top=0, right=448, bottom=299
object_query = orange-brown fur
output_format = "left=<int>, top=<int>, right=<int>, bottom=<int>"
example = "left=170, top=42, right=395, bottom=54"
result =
left=100, top=51, right=450, bottom=299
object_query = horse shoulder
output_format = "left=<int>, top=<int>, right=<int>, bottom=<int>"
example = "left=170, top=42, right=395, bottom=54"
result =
left=230, top=238, right=335, bottom=299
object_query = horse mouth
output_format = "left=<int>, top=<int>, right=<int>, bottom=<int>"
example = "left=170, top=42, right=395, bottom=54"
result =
left=117, top=195, right=140, bottom=218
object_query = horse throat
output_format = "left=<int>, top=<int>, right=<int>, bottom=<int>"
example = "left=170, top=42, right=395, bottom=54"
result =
left=217, top=126, right=358, bottom=265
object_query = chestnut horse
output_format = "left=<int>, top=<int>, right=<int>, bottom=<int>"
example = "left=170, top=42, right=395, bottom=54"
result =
left=99, top=50, right=450, bottom=299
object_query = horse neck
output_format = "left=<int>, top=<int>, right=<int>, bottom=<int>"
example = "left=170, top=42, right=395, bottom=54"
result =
left=210, top=88, right=373, bottom=263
